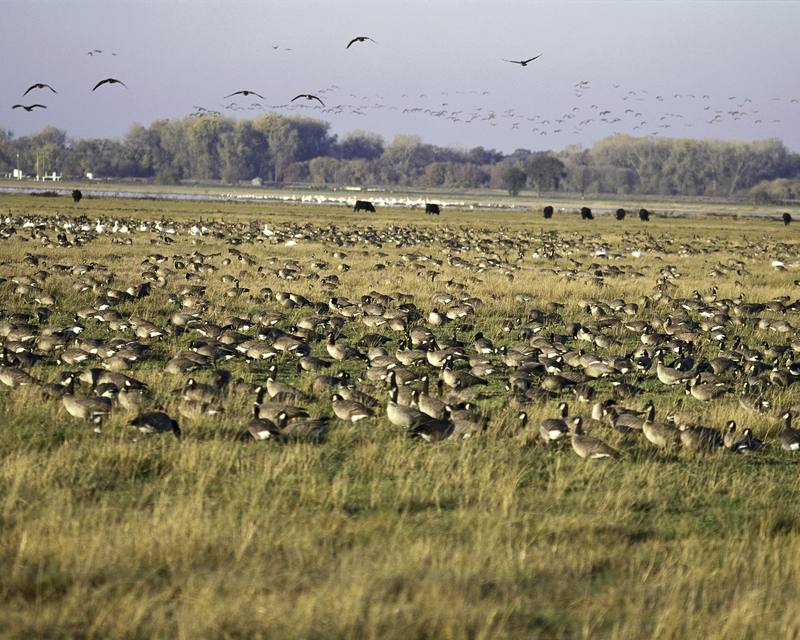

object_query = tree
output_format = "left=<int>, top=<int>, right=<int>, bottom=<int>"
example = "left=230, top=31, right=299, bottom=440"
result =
left=526, top=153, right=565, bottom=195
left=308, top=157, right=340, bottom=184
left=499, top=163, right=527, bottom=196
left=253, top=114, right=299, bottom=182
left=337, top=130, right=384, bottom=160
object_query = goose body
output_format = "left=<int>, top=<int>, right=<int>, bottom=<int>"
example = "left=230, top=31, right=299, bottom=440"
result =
left=778, top=413, right=800, bottom=452
left=570, top=418, right=619, bottom=459
left=130, top=411, right=180, bottom=437
left=540, top=402, right=570, bottom=442
left=331, top=394, right=374, bottom=422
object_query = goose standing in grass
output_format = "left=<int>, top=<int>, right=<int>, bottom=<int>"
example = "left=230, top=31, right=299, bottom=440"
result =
left=777, top=412, right=800, bottom=452
left=331, top=394, right=374, bottom=422
left=326, top=333, right=366, bottom=362
left=417, top=376, right=448, bottom=420
left=570, top=417, right=619, bottom=460
left=386, top=384, right=428, bottom=429
left=62, top=388, right=112, bottom=423
left=642, top=406, right=680, bottom=449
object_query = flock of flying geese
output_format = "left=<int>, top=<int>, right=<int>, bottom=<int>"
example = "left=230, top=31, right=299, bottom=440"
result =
left=1, top=208, right=800, bottom=460
left=11, top=35, right=797, bottom=145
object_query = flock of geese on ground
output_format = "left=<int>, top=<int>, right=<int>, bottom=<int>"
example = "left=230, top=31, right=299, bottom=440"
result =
left=2, top=206, right=800, bottom=460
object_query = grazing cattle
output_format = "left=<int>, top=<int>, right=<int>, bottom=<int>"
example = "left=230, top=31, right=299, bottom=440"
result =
left=639, top=208, right=650, bottom=222
left=425, top=203, right=440, bottom=215
left=353, top=200, right=376, bottom=213
left=615, top=208, right=626, bottom=220
left=543, top=205, right=554, bottom=219
left=72, top=189, right=82, bottom=204
left=580, top=206, right=593, bottom=220
left=783, top=212, right=792, bottom=226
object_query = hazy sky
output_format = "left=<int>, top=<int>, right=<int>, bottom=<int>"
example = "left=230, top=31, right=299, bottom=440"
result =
left=2, top=0, right=799, bottom=152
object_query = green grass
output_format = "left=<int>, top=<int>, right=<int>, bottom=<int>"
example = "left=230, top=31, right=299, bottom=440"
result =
left=1, top=192, right=800, bottom=638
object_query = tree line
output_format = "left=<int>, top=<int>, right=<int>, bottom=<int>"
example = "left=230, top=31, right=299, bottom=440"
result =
left=1, top=114, right=799, bottom=201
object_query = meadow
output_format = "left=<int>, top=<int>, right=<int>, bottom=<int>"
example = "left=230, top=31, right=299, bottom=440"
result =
left=1, top=191, right=800, bottom=639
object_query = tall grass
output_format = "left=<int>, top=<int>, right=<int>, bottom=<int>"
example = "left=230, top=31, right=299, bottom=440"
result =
left=1, top=193, right=800, bottom=638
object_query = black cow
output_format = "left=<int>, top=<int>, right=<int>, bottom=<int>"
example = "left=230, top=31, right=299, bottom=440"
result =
left=783, top=212, right=792, bottom=226
left=72, top=189, right=82, bottom=204
left=425, top=203, right=440, bottom=215
left=615, top=208, right=626, bottom=220
left=543, top=205, right=554, bottom=219
left=580, top=206, right=593, bottom=220
left=639, top=208, right=650, bottom=221
left=353, top=200, right=376, bottom=213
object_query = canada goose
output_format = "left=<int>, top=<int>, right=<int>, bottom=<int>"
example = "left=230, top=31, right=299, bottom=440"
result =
left=40, top=372, right=76, bottom=400
left=679, top=423, right=722, bottom=453
left=181, top=378, right=219, bottom=403
left=408, top=417, right=454, bottom=442
left=687, top=375, right=727, bottom=401
left=570, top=417, right=619, bottom=460
left=777, top=412, right=800, bottom=452
left=0, top=363, right=37, bottom=388
left=265, top=366, right=307, bottom=401
left=396, top=343, right=427, bottom=367
left=441, top=359, right=488, bottom=390
left=326, top=334, right=366, bottom=362
left=642, top=409, right=680, bottom=449
left=656, top=359, right=691, bottom=385
left=130, top=411, right=180, bottom=437
left=427, top=308, right=449, bottom=326
left=62, top=388, right=112, bottom=423
left=417, top=376, right=448, bottom=419
left=278, top=416, right=329, bottom=443
left=247, top=405, right=283, bottom=440
left=502, top=54, right=542, bottom=66
left=331, top=394, right=374, bottom=422
left=224, top=90, right=265, bottom=99
left=738, top=382, right=773, bottom=415
left=540, top=402, right=570, bottom=442
left=178, top=399, right=224, bottom=420
left=471, top=332, right=495, bottom=354
left=337, top=386, right=379, bottom=409
left=386, top=385, right=427, bottom=429
left=23, top=82, right=57, bottom=95
left=448, top=404, right=487, bottom=439
left=346, top=35, right=376, bottom=48
left=92, top=77, right=127, bottom=91
left=290, top=93, right=325, bottom=107
left=540, top=374, right=576, bottom=393
left=722, top=420, right=740, bottom=450
left=12, top=103, right=47, bottom=111
left=297, top=355, right=332, bottom=372
left=731, top=428, right=765, bottom=453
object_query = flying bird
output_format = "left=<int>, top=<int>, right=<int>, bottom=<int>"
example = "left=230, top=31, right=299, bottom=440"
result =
left=224, top=90, right=265, bottom=99
left=291, top=94, right=325, bottom=107
left=23, top=83, right=57, bottom=96
left=346, top=36, right=376, bottom=49
left=502, top=54, right=542, bottom=66
left=92, top=78, right=127, bottom=91
left=12, top=104, right=47, bottom=111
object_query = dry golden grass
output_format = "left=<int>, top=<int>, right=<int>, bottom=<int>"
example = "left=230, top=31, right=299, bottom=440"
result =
left=1, top=192, right=800, bottom=638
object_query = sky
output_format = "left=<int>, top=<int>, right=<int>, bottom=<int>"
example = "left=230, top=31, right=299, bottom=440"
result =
left=1, top=0, right=799, bottom=153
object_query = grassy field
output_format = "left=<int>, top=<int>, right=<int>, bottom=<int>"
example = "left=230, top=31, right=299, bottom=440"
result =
left=1, top=192, right=800, bottom=639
